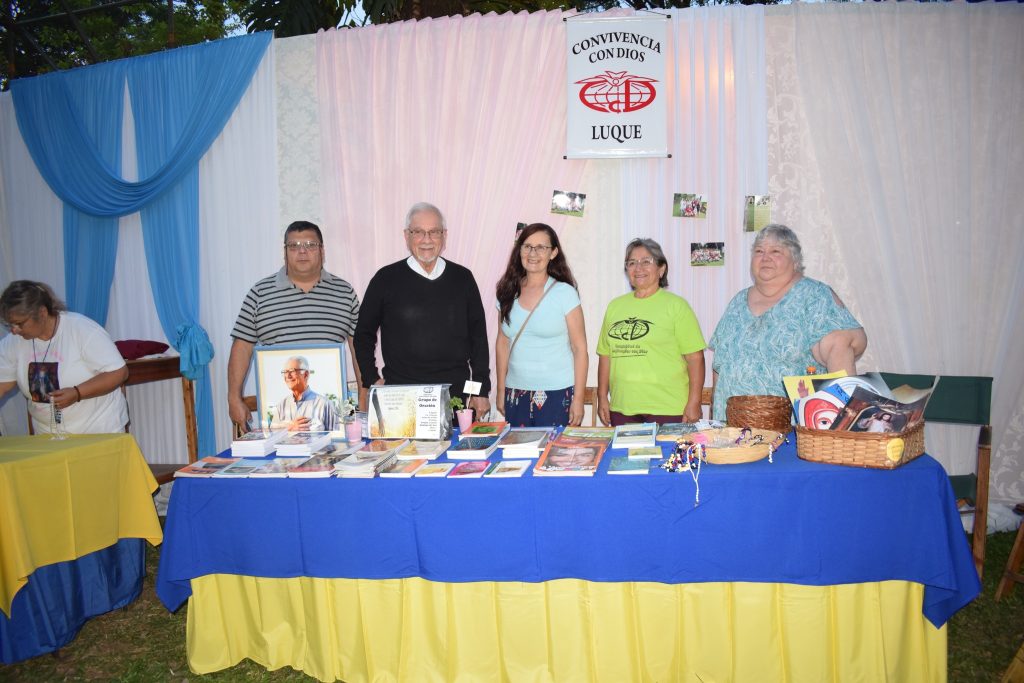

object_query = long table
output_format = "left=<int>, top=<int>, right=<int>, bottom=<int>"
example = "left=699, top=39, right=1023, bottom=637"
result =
left=0, top=434, right=164, bottom=663
left=157, top=439, right=980, bottom=681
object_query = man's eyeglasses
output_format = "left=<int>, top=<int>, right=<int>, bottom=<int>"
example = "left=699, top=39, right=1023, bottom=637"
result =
left=406, top=228, right=445, bottom=241
left=521, top=244, right=553, bottom=255
left=281, top=369, right=306, bottom=376
left=625, top=257, right=657, bottom=269
left=285, top=241, right=322, bottom=252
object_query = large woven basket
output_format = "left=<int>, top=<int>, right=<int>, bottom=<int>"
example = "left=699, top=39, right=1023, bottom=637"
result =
left=726, top=395, right=793, bottom=434
left=794, top=421, right=925, bottom=469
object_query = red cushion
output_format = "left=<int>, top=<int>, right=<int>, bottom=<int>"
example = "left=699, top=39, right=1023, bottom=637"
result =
left=115, top=339, right=170, bottom=360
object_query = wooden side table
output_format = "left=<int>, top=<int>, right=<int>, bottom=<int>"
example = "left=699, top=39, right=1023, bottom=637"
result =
left=125, top=356, right=198, bottom=484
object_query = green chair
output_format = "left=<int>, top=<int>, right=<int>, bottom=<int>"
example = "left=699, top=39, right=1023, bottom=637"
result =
left=881, top=373, right=993, bottom=579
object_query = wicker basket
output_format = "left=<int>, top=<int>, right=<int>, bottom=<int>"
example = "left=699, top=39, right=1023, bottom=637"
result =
left=726, top=395, right=793, bottom=434
left=794, top=421, right=925, bottom=469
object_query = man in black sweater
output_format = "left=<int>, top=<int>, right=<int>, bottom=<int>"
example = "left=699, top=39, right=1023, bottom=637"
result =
left=354, top=202, right=491, bottom=417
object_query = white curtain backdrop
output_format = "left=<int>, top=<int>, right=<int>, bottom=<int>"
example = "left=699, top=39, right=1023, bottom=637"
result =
left=1, top=4, right=1021, bottom=505
left=775, top=2, right=1024, bottom=499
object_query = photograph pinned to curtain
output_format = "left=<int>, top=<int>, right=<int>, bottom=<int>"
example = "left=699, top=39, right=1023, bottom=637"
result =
left=253, top=343, right=349, bottom=432
left=551, top=190, right=586, bottom=217
left=691, top=242, right=725, bottom=267
left=673, top=193, right=707, bottom=219
left=515, top=222, right=528, bottom=240
left=744, top=195, right=772, bottom=232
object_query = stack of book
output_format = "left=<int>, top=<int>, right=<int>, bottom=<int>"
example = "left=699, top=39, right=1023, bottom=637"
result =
left=231, top=430, right=287, bottom=457
left=611, top=423, right=658, bottom=450
left=655, top=423, right=700, bottom=442
left=448, top=461, right=491, bottom=479
left=379, top=459, right=428, bottom=477
left=334, top=439, right=408, bottom=478
left=288, top=446, right=351, bottom=478
left=496, top=428, right=552, bottom=459
left=275, top=431, right=333, bottom=457
left=448, top=436, right=501, bottom=460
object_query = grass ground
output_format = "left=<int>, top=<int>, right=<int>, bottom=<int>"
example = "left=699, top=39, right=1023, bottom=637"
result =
left=2, top=529, right=1022, bottom=682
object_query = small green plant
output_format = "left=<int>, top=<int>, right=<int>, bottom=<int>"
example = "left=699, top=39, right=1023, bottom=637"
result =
left=450, top=396, right=465, bottom=411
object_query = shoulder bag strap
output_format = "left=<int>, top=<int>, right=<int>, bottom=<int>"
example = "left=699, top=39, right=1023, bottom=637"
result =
left=509, top=279, right=555, bottom=357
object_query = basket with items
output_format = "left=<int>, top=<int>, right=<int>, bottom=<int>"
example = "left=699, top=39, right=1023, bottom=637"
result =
left=781, top=369, right=935, bottom=469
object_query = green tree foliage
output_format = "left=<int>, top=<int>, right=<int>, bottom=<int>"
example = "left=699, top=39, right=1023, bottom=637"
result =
left=1, top=0, right=248, bottom=89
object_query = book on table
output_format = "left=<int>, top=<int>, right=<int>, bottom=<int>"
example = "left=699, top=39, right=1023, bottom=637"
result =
left=379, top=458, right=428, bottom=478
left=414, top=462, right=456, bottom=478
left=213, top=458, right=269, bottom=478
left=611, top=423, right=658, bottom=449
left=559, top=426, right=615, bottom=442
left=829, top=384, right=933, bottom=434
left=458, top=421, right=510, bottom=440
left=355, top=439, right=410, bottom=458
left=174, top=456, right=237, bottom=478
left=288, top=447, right=351, bottom=478
left=608, top=456, right=650, bottom=474
left=655, top=423, right=699, bottom=442
left=533, top=439, right=606, bottom=476
left=395, top=439, right=450, bottom=461
left=230, top=429, right=288, bottom=457
left=247, top=457, right=309, bottom=478
left=627, top=446, right=663, bottom=460
left=275, top=431, right=333, bottom=456
left=448, top=461, right=491, bottom=479
left=447, top=436, right=501, bottom=460
left=484, top=460, right=532, bottom=478
left=496, top=428, right=552, bottom=458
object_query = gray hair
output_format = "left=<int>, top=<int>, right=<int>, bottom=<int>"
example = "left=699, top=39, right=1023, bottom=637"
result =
left=753, top=224, right=804, bottom=275
left=624, top=238, right=669, bottom=289
left=285, top=356, right=310, bottom=372
left=405, top=202, right=446, bottom=231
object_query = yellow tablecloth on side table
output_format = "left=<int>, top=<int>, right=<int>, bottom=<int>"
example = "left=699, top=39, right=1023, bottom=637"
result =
left=0, top=433, right=164, bottom=616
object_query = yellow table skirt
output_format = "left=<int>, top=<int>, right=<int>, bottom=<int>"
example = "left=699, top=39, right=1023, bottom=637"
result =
left=187, top=576, right=945, bottom=682
left=0, top=434, right=163, bottom=615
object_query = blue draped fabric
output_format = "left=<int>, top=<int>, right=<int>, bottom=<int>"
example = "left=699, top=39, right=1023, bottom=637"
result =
left=11, top=32, right=272, bottom=455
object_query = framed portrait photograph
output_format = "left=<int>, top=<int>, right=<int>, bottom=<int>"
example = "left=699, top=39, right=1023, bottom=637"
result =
left=253, top=343, right=350, bottom=432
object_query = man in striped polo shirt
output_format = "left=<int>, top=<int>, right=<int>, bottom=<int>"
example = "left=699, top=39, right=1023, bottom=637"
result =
left=227, top=221, right=361, bottom=432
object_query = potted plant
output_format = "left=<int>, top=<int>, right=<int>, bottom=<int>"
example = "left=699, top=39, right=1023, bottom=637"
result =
left=450, top=396, right=474, bottom=433
left=336, top=395, right=361, bottom=443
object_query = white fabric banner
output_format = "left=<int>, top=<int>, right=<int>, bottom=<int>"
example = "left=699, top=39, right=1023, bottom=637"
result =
left=566, top=14, right=669, bottom=158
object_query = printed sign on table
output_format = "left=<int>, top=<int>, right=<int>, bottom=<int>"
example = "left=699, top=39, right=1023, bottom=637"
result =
left=566, top=14, right=668, bottom=158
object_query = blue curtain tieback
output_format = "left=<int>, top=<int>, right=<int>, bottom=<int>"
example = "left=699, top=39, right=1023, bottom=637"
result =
left=174, top=323, right=215, bottom=381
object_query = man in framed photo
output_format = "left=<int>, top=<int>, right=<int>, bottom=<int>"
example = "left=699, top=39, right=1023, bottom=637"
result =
left=227, top=220, right=362, bottom=432
left=354, top=202, right=490, bottom=417
left=273, top=356, right=339, bottom=432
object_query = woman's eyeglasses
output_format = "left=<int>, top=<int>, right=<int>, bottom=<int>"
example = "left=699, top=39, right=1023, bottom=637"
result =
left=521, top=244, right=553, bottom=255
left=625, top=257, right=657, bottom=269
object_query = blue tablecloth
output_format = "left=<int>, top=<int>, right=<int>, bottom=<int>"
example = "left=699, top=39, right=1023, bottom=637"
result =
left=157, top=440, right=980, bottom=627
left=0, top=539, right=145, bottom=664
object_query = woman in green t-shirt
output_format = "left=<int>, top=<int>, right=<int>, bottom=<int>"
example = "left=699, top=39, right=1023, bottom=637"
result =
left=596, top=239, right=706, bottom=426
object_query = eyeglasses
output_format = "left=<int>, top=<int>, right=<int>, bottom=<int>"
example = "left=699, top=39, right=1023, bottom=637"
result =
left=406, top=228, right=445, bottom=241
left=521, top=244, right=553, bottom=255
left=2, top=315, right=32, bottom=331
left=281, top=369, right=306, bottom=376
left=285, top=241, right=322, bottom=252
left=625, top=257, right=657, bottom=269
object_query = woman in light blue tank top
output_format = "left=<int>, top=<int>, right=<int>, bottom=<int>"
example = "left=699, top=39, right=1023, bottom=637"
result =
left=495, top=224, right=588, bottom=427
